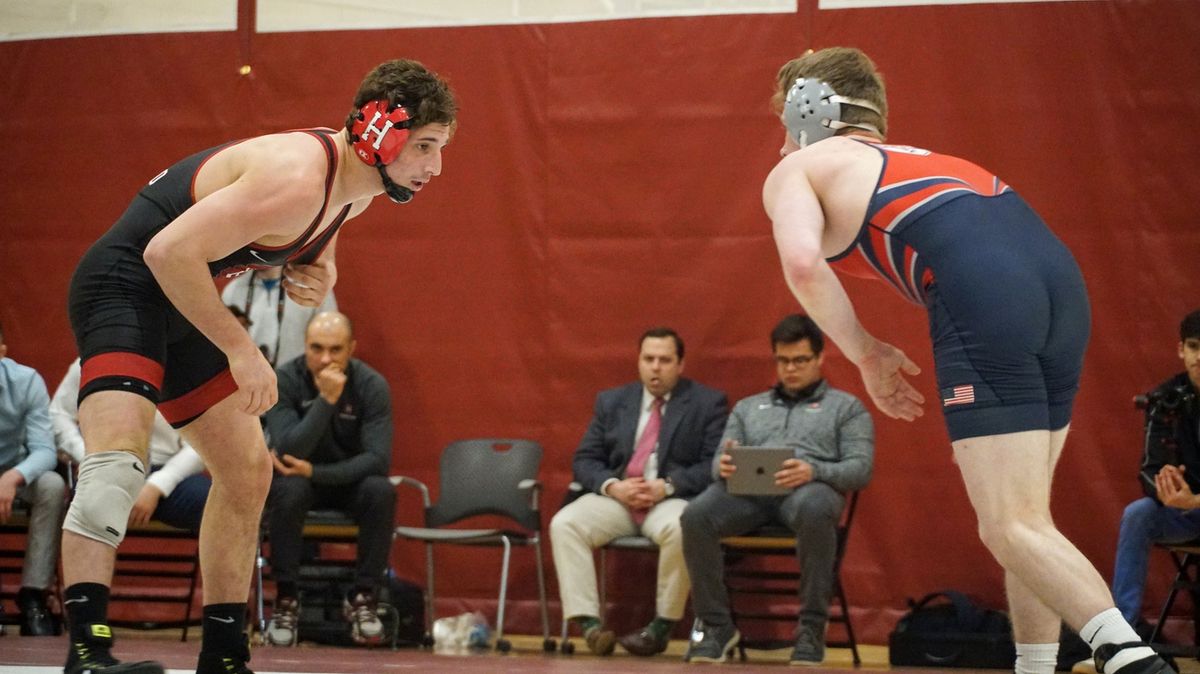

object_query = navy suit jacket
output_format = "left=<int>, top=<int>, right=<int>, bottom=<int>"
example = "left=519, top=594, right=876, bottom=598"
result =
left=570, top=378, right=728, bottom=502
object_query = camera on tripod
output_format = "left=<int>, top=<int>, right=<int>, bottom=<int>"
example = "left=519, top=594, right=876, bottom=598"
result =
left=1133, top=384, right=1198, bottom=416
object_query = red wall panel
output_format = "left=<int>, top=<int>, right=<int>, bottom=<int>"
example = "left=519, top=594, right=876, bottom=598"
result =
left=2, top=0, right=1198, bottom=642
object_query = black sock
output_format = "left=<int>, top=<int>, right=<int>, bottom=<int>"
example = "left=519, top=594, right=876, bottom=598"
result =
left=201, top=603, right=247, bottom=655
left=65, top=583, right=110, bottom=642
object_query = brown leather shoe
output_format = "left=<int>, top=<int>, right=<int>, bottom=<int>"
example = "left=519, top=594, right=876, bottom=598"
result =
left=585, top=626, right=617, bottom=656
left=619, top=627, right=670, bottom=656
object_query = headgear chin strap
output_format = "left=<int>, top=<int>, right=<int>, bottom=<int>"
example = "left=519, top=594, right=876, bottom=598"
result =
left=783, top=78, right=882, bottom=148
left=377, top=164, right=413, bottom=204
left=350, top=100, right=415, bottom=203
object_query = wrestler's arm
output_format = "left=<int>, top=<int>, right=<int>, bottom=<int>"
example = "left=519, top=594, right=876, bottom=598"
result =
left=764, top=158, right=923, bottom=421
left=144, top=145, right=327, bottom=414
left=765, top=158, right=874, bottom=360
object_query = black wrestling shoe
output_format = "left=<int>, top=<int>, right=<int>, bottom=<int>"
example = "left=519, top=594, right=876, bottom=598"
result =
left=1094, top=642, right=1176, bottom=674
left=64, top=625, right=164, bottom=674
left=195, top=636, right=253, bottom=674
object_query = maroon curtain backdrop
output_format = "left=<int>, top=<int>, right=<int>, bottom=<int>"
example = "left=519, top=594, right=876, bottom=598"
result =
left=2, top=0, right=1198, bottom=642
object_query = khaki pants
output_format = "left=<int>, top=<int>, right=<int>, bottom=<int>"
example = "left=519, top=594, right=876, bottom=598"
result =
left=550, top=492, right=690, bottom=621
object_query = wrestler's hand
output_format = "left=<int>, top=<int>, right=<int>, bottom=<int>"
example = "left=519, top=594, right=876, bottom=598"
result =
left=858, top=338, right=924, bottom=421
left=228, top=344, right=278, bottom=416
left=282, top=260, right=337, bottom=307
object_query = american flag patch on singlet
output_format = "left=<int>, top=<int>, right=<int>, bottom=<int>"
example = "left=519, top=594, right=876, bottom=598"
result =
left=942, top=385, right=976, bottom=407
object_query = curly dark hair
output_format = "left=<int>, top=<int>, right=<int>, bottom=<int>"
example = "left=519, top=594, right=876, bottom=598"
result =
left=344, top=59, right=457, bottom=133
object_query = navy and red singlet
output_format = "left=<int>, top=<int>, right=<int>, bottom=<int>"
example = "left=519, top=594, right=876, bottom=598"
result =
left=827, top=141, right=1091, bottom=440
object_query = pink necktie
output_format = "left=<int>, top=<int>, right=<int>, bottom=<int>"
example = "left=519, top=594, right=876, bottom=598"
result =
left=627, top=397, right=663, bottom=479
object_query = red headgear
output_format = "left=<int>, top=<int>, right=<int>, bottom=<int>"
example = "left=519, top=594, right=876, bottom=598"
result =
left=350, top=100, right=413, bottom=166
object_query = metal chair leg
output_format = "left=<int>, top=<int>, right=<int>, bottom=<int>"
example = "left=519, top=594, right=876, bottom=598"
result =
left=495, top=535, right=512, bottom=639
left=534, top=537, right=550, bottom=639
left=424, top=541, right=436, bottom=636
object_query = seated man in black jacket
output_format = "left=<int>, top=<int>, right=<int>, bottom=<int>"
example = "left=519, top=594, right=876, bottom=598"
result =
left=263, top=311, right=395, bottom=646
left=1110, top=309, right=1200, bottom=633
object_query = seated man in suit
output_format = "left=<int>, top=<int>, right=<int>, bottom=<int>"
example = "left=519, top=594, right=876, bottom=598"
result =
left=551, top=327, right=728, bottom=657
left=263, top=311, right=396, bottom=647
left=681, top=314, right=874, bottom=664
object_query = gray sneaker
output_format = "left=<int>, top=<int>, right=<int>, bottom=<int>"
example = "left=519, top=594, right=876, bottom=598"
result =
left=266, top=597, right=300, bottom=646
left=789, top=623, right=825, bottom=666
left=684, top=620, right=740, bottom=663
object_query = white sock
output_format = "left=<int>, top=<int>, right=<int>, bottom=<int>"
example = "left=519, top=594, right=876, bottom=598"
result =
left=1015, top=642, right=1059, bottom=674
left=1081, top=608, right=1155, bottom=673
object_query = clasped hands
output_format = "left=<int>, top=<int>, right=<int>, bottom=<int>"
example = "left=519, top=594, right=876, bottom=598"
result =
left=606, top=477, right=668, bottom=510
left=1156, top=465, right=1199, bottom=510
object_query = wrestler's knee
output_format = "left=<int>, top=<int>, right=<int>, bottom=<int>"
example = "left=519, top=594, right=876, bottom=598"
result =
left=63, top=451, right=147, bottom=548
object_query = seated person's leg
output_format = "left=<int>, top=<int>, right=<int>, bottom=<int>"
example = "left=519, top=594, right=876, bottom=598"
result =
left=549, top=493, right=635, bottom=655
left=679, top=482, right=770, bottom=662
left=618, top=496, right=689, bottom=656
left=151, top=473, right=212, bottom=533
left=1112, top=496, right=1200, bottom=627
left=340, top=474, right=397, bottom=644
left=777, top=481, right=844, bottom=664
left=264, top=475, right=314, bottom=645
left=17, top=471, right=67, bottom=636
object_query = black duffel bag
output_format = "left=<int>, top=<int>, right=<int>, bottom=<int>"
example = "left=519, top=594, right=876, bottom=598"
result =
left=889, top=590, right=1016, bottom=669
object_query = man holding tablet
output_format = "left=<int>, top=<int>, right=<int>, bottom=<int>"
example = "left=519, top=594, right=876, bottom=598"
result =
left=679, top=314, right=874, bottom=664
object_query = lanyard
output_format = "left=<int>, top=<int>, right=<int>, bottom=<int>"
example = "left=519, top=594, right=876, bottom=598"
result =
left=242, top=270, right=287, bottom=366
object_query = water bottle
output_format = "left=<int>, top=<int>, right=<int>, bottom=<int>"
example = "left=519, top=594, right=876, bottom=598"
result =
left=467, top=622, right=490, bottom=649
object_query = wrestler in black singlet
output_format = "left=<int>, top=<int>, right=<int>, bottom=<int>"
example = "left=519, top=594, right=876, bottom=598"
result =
left=68, top=129, right=349, bottom=427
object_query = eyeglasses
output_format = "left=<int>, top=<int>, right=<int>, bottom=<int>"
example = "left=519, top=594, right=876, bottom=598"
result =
left=775, top=355, right=817, bottom=368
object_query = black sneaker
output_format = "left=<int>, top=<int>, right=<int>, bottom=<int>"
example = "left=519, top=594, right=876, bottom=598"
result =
left=64, top=624, right=164, bottom=674
left=684, top=620, right=740, bottom=663
left=196, top=636, right=253, bottom=674
left=19, top=588, right=59, bottom=637
left=1094, top=642, right=1175, bottom=674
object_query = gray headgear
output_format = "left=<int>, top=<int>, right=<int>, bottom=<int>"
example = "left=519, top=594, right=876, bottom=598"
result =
left=783, top=78, right=882, bottom=148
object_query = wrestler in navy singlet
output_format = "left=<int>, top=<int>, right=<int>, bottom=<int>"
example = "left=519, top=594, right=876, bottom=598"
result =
left=68, top=129, right=349, bottom=427
left=826, top=141, right=1091, bottom=440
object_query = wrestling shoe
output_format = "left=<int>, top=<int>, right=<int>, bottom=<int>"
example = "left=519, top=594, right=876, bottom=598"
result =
left=343, top=591, right=384, bottom=645
left=64, top=624, right=164, bottom=674
left=195, top=637, right=253, bottom=674
left=1094, top=642, right=1175, bottom=674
